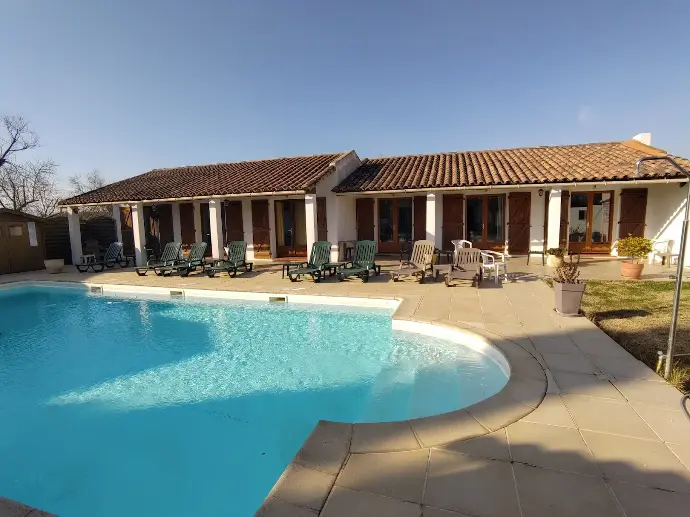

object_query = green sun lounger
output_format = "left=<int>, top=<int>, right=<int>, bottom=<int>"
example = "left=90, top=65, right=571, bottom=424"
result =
left=337, top=240, right=381, bottom=283
left=135, top=242, right=181, bottom=276
left=206, top=241, right=254, bottom=277
left=287, top=241, right=332, bottom=283
left=155, top=242, right=207, bottom=277
left=76, top=242, right=123, bottom=273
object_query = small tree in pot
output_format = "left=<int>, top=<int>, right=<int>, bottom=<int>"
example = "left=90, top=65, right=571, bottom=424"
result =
left=546, top=247, right=565, bottom=267
left=553, top=255, right=584, bottom=316
left=616, top=236, right=653, bottom=280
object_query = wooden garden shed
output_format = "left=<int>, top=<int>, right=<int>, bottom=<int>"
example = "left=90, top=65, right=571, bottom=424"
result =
left=0, top=209, right=46, bottom=274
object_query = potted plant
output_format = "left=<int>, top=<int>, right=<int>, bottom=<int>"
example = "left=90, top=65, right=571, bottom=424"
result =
left=44, top=257, right=65, bottom=274
left=553, top=255, right=585, bottom=316
left=615, top=236, right=653, bottom=280
left=546, top=247, right=565, bottom=268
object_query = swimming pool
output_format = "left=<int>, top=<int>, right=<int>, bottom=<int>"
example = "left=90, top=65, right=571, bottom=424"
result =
left=0, top=284, right=508, bottom=516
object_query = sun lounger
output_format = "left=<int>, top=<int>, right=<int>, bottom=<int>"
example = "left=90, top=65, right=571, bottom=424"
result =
left=445, top=248, right=483, bottom=287
left=155, top=242, right=207, bottom=277
left=337, top=240, right=381, bottom=283
left=206, top=241, right=254, bottom=277
left=390, top=240, right=434, bottom=283
left=135, top=242, right=181, bottom=276
left=76, top=242, right=123, bottom=273
left=287, top=241, right=331, bottom=283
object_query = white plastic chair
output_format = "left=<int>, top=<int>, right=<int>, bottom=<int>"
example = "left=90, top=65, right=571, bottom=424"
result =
left=481, top=250, right=508, bottom=284
left=451, top=239, right=473, bottom=263
left=648, top=240, right=677, bottom=266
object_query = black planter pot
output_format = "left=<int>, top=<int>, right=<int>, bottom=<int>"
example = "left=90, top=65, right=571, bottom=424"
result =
left=554, top=281, right=586, bottom=316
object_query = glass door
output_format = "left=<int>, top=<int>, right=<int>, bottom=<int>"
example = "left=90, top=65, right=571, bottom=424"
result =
left=567, top=192, right=614, bottom=253
left=465, top=195, right=505, bottom=250
left=378, top=198, right=413, bottom=253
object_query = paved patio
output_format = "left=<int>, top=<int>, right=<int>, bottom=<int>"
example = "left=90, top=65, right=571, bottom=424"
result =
left=1, top=257, right=689, bottom=517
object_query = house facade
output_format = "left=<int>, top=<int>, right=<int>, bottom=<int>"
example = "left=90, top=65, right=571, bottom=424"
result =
left=59, top=133, right=690, bottom=266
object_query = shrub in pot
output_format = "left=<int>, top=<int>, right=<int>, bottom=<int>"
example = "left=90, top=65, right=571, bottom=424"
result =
left=553, top=255, right=584, bottom=316
left=546, top=247, right=565, bottom=268
left=615, top=236, right=653, bottom=280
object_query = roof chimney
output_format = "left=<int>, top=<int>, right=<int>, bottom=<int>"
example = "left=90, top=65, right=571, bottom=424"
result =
left=632, top=133, right=652, bottom=146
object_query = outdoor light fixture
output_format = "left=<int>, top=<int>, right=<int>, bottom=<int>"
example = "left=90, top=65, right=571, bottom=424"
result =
left=636, top=156, right=690, bottom=380
left=538, top=189, right=544, bottom=197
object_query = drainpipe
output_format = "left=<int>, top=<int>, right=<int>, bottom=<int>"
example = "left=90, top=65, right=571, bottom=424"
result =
left=636, top=156, right=690, bottom=380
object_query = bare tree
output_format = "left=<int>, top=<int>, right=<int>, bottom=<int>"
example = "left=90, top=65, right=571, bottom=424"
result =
left=68, top=169, right=106, bottom=196
left=0, top=115, right=58, bottom=214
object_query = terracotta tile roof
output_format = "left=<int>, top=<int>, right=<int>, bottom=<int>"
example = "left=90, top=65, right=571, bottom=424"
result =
left=333, top=141, right=690, bottom=193
left=60, top=152, right=347, bottom=205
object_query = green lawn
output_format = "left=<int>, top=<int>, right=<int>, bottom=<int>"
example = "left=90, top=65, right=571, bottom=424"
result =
left=580, top=281, right=690, bottom=389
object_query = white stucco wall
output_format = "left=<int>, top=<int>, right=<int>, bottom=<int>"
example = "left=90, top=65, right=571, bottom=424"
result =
left=645, top=182, right=690, bottom=265
left=528, top=189, right=546, bottom=252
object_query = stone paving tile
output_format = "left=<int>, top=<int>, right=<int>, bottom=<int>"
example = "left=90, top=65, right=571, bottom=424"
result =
left=425, top=449, right=520, bottom=517
left=336, top=450, right=429, bottom=504
left=466, top=390, right=534, bottom=432
left=422, top=507, right=472, bottom=517
left=255, top=497, right=319, bottom=517
left=507, top=421, right=600, bottom=475
left=531, top=335, right=581, bottom=355
left=562, top=395, right=658, bottom=439
left=668, top=444, right=690, bottom=470
left=294, top=421, right=352, bottom=475
left=321, top=487, right=421, bottom=517
left=631, top=402, right=690, bottom=445
left=588, top=354, right=662, bottom=382
left=0, top=497, right=37, bottom=517
left=512, top=464, right=623, bottom=517
left=408, top=409, right=486, bottom=448
left=504, top=376, right=546, bottom=408
left=551, top=371, right=624, bottom=400
left=570, top=333, right=632, bottom=358
left=350, top=422, right=420, bottom=453
left=267, top=463, right=336, bottom=511
left=542, top=351, right=597, bottom=374
left=440, top=429, right=510, bottom=461
left=608, top=480, right=690, bottom=517
left=581, top=430, right=690, bottom=494
left=612, top=378, right=685, bottom=408
left=521, top=394, right=575, bottom=428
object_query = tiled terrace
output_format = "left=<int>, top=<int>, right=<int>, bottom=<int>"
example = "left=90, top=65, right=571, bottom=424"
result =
left=1, top=256, right=689, bottom=517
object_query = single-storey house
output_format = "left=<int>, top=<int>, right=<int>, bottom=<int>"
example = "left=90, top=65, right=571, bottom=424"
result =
left=59, top=133, right=690, bottom=266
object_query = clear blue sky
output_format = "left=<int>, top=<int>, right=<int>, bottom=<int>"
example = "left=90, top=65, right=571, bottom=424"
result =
left=2, top=0, right=689, bottom=184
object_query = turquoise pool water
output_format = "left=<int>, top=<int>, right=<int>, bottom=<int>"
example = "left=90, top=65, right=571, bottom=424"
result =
left=0, top=285, right=507, bottom=516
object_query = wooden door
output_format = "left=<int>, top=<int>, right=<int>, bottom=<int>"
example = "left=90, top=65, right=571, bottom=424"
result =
left=225, top=201, right=244, bottom=242
left=619, top=189, right=648, bottom=238
left=413, top=196, right=427, bottom=241
left=157, top=204, right=174, bottom=247
left=377, top=198, right=412, bottom=253
left=508, top=192, right=531, bottom=254
left=465, top=195, right=505, bottom=251
left=442, top=194, right=464, bottom=250
left=120, top=206, right=135, bottom=255
left=567, top=191, right=614, bottom=254
left=179, top=203, right=196, bottom=245
left=317, top=197, right=328, bottom=242
left=558, top=191, right=570, bottom=250
left=356, top=198, right=374, bottom=241
left=252, top=199, right=271, bottom=258
left=0, top=224, right=11, bottom=274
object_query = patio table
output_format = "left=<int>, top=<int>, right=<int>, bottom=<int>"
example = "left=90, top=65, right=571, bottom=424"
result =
left=323, top=261, right=348, bottom=277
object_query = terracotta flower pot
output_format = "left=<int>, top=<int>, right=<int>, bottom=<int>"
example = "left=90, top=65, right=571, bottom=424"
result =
left=554, top=281, right=585, bottom=316
left=621, top=261, right=644, bottom=280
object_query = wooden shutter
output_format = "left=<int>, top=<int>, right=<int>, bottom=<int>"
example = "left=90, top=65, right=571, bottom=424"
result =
left=508, top=192, right=531, bottom=254
left=317, top=197, right=328, bottom=242
left=413, top=196, right=427, bottom=241
left=442, top=194, right=464, bottom=250
left=356, top=198, right=375, bottom=241
left=618, top=189, right=648, bottom=238
left=559, top=191, right=570, bottom=249
left=119, top=205, right=135, bottom=254
left=225, top=201, right=244, bottom=242
left=252, top=200, right=271, bottom=258
left=157, top=204, right=174, bottom=247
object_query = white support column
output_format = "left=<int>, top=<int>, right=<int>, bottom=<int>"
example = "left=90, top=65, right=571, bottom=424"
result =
left=547, top=189, right=563, bottom=249
left=208, top=199, right=224, bottom=260
left=130, top=202, right=147, bottom=267
left=67, top=207, right=83, bottom=266
left=304, top=194, right=319, bottom=256
left=171, top=203, right=182, bottom=243
left=193, top=201, right=202, bottom=242
left=426, top=193, right=444, bottom=248
left=112, top=204, right=123, bottom=243
left=268, top=199, right=277, bottom=259
left=241, top=199, right=255, bottom=260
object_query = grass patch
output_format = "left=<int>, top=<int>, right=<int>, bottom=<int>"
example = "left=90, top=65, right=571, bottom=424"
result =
left=580, top=281, right=690, bottom=392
